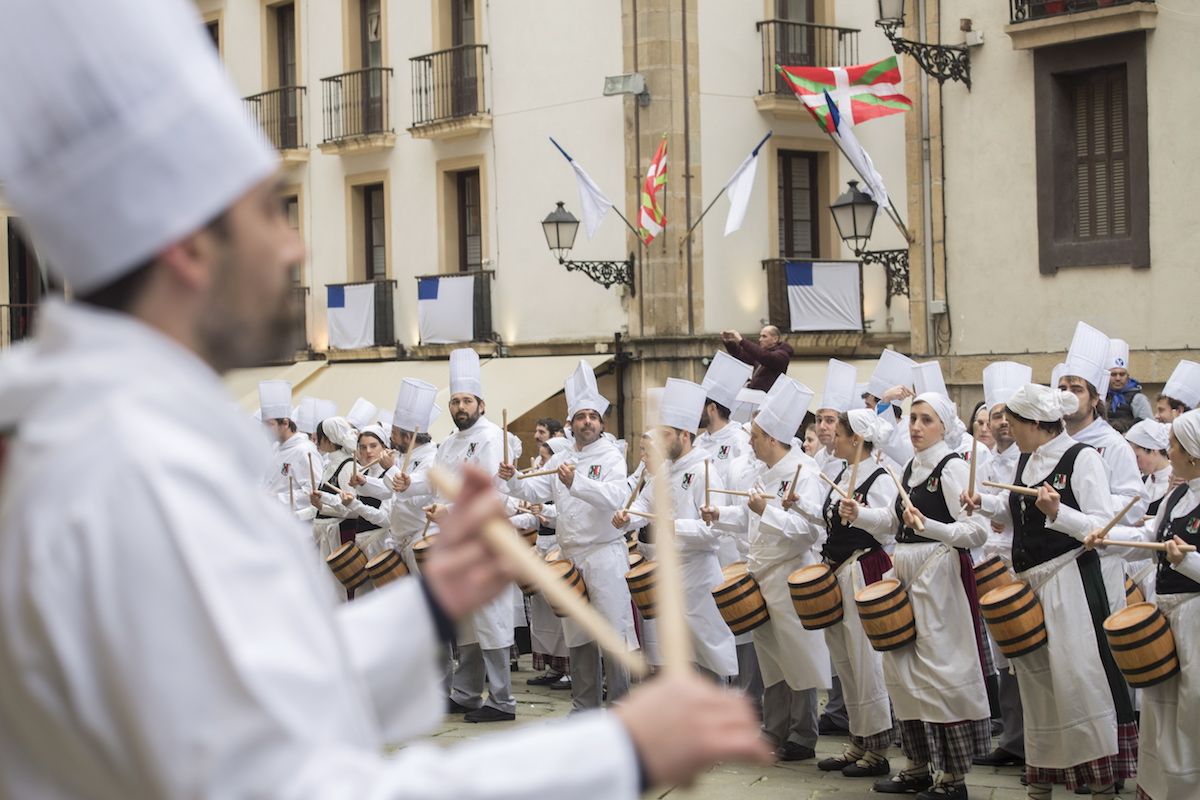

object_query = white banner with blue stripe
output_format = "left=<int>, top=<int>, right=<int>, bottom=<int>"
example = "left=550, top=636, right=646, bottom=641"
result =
left=327, top=283, right=376, bottom=349
left=785, top=260, right=862, bottom=332
left=418, top=274, right=475, bottom=344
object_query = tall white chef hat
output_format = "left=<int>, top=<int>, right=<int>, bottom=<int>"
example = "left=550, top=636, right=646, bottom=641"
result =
left=1172, top=410, right=1200, bottom=460
left=295, top=397, right=320, bottom=435
left=565, top=360, right=610, bottom=419
left=818, top=359, right=858, bottom=412
left=731, top=387, right=767, bottom=424
left=912, top=361, right=949, bottom=398
left=377, top=410, right=394, bottom=431
left=315, top=399, right=338, bottom=422
left=0, top=0, right=277, bottom=295
left=657, top=379, right=707, bottom=434
left=1162, top=360, right=1200, bottom=409
left=449, top=348, right=483, bottom=398
left=1125, top=419, right=1170, bottom=452
left=346, top=397, right=379, bottom=430
left=1007, top=384, right=1079, bottom=423
left=866, top=349, right=917, bottom=400
left=755, top=376, right=814, bottom=443
left=258, top=380, right=292, bottom=420
left=700, top=351, right=753, bottom=410
left=983, top=361, right=1033, bottom=410
left=1108, top=339, right=1131, bottom=371
left=393, top=378, right=440, bottom=433
left=1063, top=321, right=1112, bottom=393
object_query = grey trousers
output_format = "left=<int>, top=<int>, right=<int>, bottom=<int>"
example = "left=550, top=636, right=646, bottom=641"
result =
left=997, top=668, right=1025, bottom=757
left=568, top=642, right=630, bottom=711
left=822, top=673, right=850, bottom=728
left=762, top=681, right=818, bottom=749
left=735, top=641, right=765, bottom=717
left=450, top=643, right=515, bottom=714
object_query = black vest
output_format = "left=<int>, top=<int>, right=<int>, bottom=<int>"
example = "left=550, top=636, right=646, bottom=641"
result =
left=895, top=453, right=960, bottom=545
left=822, top=465, right=885, bottom=568
left=1155, top=485, right=1200, bottom=595
left=1143, top=473, right=1167, bottom=518
left=1009, top=443, right=1088, bottom=572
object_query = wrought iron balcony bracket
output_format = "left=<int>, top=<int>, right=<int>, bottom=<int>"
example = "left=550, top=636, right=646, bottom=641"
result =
left=877, top=21, right=971, bottom=90
left=558, top=253, right=636, bottom=296
left=859, top=248, right=910, bottom=307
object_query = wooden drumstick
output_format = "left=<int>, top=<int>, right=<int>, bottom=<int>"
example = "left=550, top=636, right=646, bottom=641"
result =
left=308, top=453, right=317, bottom=490
left=885, top=465, right=925, bottom=532
left=288, top=473, right=295, bottom=509
left=982, top=480, right=1040, bottom=498
left=648, top=435, right=693, bottom=674
left=1097, top=496, right=1140, bottom=539
left=398, top=426, right=419, bottom=478
left=704, top=458, right=711, bottom=509
left=818, top=470, right=850, bottom=500
left=519, top=468, right=560, bottom=480
left=848, top=439, right=863, bottom=497
left=786, top=463, right=803, bottom=502
left=1098, top=538, right=1197, bottom=553
left=427, top=468, right=647, bottom=676
left=967, top=433, right=979, bottom=498
left=502, top=409, right=509, bottom=466
left=626, top=509, right=658, bottom=521
left=709, top=488, right=754, bottom=498
left=623, top=471, right=646, bottom=511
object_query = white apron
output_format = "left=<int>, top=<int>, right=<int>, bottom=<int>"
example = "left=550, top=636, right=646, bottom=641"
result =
left=1136, top=592, right=1200, bottom=800
left=884, top=542, right=989, bottom=723
left=1099, top=549, right=1129, bottom=615
left=750, top=556, right=831, bottom=690
left=458, top=593, right=516, bottom=651
left=1014, top=548, right=1118, bottom=769
left=560, top=538, right=638, bottom=651
left=637, top=538, right=662, bottom=667
left=683, top=548, right=738, bottom=677
left=529, top=535, right=568, bottom=657
left=823, top=550, right=893, bottom=738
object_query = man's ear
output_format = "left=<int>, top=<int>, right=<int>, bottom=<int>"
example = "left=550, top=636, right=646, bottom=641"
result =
left=158, top=227, right=221, bottom=292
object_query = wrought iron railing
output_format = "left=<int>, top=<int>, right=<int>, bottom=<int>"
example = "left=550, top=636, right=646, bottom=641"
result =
left=324, top=279, right=397, bottom=348
left=413, top=270, right=495, bottom=342
left=756, top=20, right=860, bottom=96
left=320, top=67, right=393, bottom=143
left=0, top=302, right=37, bottom=348
left=244, top=86, right=306, bottom=150
left=410, top=44, right=489, bottom=128
left=1010, top=0, right=1150, bottom=23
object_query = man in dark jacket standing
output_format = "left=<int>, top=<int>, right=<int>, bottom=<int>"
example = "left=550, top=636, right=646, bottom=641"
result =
left=721, top=326, right=793, bottom=392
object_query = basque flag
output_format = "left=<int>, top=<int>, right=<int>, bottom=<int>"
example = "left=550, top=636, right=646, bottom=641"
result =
left=785, top=261, right=863, bottom=332
left=417, top=274, right=475, bottom=344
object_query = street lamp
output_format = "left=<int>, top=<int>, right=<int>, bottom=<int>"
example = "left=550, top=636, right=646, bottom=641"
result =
left=540, top=201, right=635, bottom=294
left=875, top=0, right=971, bottom=89
left=830, top=181, right=910, bottom=308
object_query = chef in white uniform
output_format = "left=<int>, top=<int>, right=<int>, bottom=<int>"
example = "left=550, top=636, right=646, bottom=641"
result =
left=615, top=380, right=738, bottom=680
left=500, top=360, right=635, bottom=710
left=814, top=359, right=858, bottom=480
left=705, top=377, right=831, bottom=761
left=381, top=379, right=442, bottom=573
left=260, top=379, right=322, bottom=516
left=1156, top=361, right=1200, bottom=423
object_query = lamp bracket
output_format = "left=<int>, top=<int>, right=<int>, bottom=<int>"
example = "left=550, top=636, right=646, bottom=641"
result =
left=858, top=248, right=910, bottom=308
left=877, top=21, right=971, bottom=90
left=558, top=253, right=636, bottom=296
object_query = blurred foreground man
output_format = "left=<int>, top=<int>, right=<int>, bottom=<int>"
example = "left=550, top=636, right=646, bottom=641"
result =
left=0, top=2, right=770, bottom=797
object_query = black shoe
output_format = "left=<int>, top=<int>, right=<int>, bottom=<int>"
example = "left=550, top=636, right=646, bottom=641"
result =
left=549, top=675, right=572, bottom=690
left=525, top=671, right=563, bottom=686
left=818, top=715, right=850, bottom=735
left=446, top=699, right=473, bottom=714
left=464, top=706, right=516, bottom=723
left=972, top=747, right=1024, bottom=767
left=842, top=758, right=890, bottom=777
left=1074, top=783, right=1123, bottom=795
left=915, top=782, right=968, bottom=800
left=874, top=772, right=934, bottom=794
left=990, top=719, right=1004, bottom=737
left=776, top=742, right=815, bottom=762
left=817, top=755, right=854, bottom=772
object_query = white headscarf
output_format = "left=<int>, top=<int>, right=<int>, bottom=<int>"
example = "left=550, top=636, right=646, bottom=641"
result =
left=1171, top=409, right=1200, bottom=460
left=1125, top=419, right=1170, bottom=453
left=1007, top=383, right=1079, bottom=423
left=847, top=408, right=893, bottom=443
left=912, top=391, right=966, bottom=445
left=319, top=417, right=359, bottom=452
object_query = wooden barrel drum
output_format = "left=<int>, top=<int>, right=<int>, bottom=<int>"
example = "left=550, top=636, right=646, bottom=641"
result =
left=628, top=552, right=646, bottom=571
left=854, top=578, right=916, bottom=651
left=974, top=555, right=1015, bottom=599
left=518, top=528, right=539, bottom=548
left=625, top=560, right=658, bottom=619
left=787, top=563, right=844, bottom=630
left=412, top=535, right=438, bottom=568
left=547, top=559, right=588, bottom=618
left=326, top=542, right=369, bottom=593
left=1124, top=575, right=1146, bottom=606
left=712, top=563, right=770, bottom=635
left=980, top=581, right=1048, bottom=658
left=365, top=547, right=409, bottom=589
left=1103, top=602, right=1180, bottom=688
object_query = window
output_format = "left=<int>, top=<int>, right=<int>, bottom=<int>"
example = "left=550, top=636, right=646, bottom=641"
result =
left=456, top=170, right=482, bottom=271
left=777, top=150, right=818, bottom=258
left=205, top=20, right=220, bottom=51
left=5, top=220, right=45, bottom=345
left=1034, top=33, right=1148, bottom=273
left=275, top=3, right=297, bottom=86
left=283, top=195, right=302, bottom=285
left=361, top=0, right=382, bottom=69
left=363, top=183, right=386, bottom=280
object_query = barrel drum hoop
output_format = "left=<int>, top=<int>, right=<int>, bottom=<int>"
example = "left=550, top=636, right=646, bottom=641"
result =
left=799, top=610, right=844, bottom=630
left=1105, top=609, right=1164, bottom=639
left=998, top=626, right=1048, bottom=658
left=865, top=619, right=917, bottom=650
left=982, top=595, right=1041, bottom=625
left=725, top=605, right=771, bottom=628
left=344, top=570, right=370, bottom=591
left=1108, top=621, right=1170, bottom=652
left=789, top=581, right=838, bottom=602
left=1119, top=650, right=1180, bottom=677
left=857, top=587, right=904, bottom=609
left=858, top=596, right=911, bottom=621
left=995, top=622, right=1048, bottom=648
left=1124, top=662, right=1180, bottom=689
left=716, top=583, right=763, bottom=609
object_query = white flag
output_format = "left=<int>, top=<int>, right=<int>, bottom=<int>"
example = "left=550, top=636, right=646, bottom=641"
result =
left=417, top=274, right=475, bottom=344
left=835, top=122, right=890, bottom=211
left=570, top=160, right=613, bottom=239
left=723, top=151, right=759, bottom=236
left=327, top=284, right=376, bottom=349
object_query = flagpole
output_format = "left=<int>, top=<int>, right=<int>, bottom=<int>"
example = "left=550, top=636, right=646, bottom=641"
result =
left=678, top=131, right=773, bottom=247
left=549, top=136, right=642, bottom=240
left=821, top=129, right=913, bottom=244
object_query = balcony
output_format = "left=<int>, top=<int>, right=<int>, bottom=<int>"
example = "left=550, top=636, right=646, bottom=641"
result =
left=244, top=86, right=307, bottom=164
left=318, top=67, right=396, bottom=155
left=754, top=20, right=860, bottom=118
left=0, top=302, right=36, bottom=349
left=412, top=270, right=495, bottom=349
left=1006, top=0, right=1156, bottom=49
left=408, top=44, right=492, bottom=141
left=289, top=285, right=311, bottom=355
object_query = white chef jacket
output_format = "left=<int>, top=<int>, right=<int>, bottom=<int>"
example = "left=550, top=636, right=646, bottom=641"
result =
left=265, top=431, right=323, bottom=514
left=0, top=300, right=639, bottom=799
left=695, top=422, right=750, bottom=485
left=1072, top=417, right=1148, bottom=523
left=381, top=441, right=439, bottom=561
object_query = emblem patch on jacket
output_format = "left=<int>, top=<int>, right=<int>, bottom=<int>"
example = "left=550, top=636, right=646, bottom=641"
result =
left=1051, top=473, right=1068, bottom=491
left=718, top=445, right=731, bottom=460
left=466, top=442, right=478, bottom=458
left=777, top=481, right=791, bottom=498
left=1096, top=446, right=1106, bottom=456
left=588, top=465, right=602, bottom=480
left=281, top=463, right=291, bottom=476
left=1187, top=518, right=1200, bottom=535
left=682, top=473, right=695, bottom=489
left=926, top=476, right=939, bottom=493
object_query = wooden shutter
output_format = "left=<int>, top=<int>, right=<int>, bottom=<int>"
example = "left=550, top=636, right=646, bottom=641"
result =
left=1071, top=66, right=1128, bottom=241
left=777, top=150, right=818, bottom=258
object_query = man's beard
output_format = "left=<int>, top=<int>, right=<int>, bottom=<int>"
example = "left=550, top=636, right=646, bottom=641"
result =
left=197, top=253, right=301, bottom=372
left=453, top=410, right=481, bottom=431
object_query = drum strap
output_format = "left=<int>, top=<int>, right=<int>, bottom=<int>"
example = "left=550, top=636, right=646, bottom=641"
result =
left=909, top=542, right=953, bottom=588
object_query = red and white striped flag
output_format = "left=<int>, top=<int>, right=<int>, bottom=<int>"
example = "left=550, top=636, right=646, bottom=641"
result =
left=638, top=136, right=668, bottom=245
left=777, top=56, right=911, bottom=133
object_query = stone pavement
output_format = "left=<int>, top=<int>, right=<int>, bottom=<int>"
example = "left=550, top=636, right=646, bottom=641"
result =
left=418, top=658, right=1032, bottom=800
